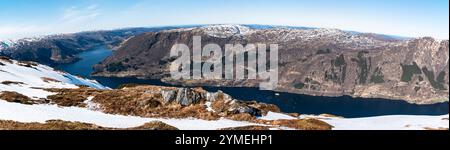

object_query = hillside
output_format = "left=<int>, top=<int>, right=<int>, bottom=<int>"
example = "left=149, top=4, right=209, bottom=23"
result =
left=93, top=24, right=449, bottom=104
left=1, top=57, right=448, bottom=130
left=0, top=27, right=186, bottom=66
left=0, top=56, right=330, bottom=130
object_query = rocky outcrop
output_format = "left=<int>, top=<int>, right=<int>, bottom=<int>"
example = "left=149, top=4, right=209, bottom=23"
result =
left=93, top=25, right=449, bottom=104
left=43, top=85, right=280, bottom=120
left=170, top=88, right=204, bottom=106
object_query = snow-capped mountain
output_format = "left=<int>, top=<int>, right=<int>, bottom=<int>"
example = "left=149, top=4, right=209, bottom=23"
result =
left=0, top=38, right=44, bottom=52
left=94, top=24, right=449, bottom=105
left=0, top=27, right=180, bottom=65
left=164, top=24, right=405, bottom=49
left=0, top=40, right=14, bottom=52
left=200, top=24, right=253, bottom=38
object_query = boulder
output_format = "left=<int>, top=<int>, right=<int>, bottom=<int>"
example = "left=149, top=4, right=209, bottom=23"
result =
left=161, top=89, right=177, bottom=104
left=174, top=88, right=205, bottom=106
left=205, top=90, right=232, bottom=102
left=230, top=103, right=262, bottom=116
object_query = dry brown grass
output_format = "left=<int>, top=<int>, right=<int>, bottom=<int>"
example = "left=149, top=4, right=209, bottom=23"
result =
left=41, top=77, right=62, bottom=83
left=117, top=83, right=146, bottom=89
left=287, top=113, right=301, bottom=117
left=90, top=88, right=220, bottom=120
left=0, top=91, right=35, bottom=105
left=46, top=88, right=102, bottom=107
left=227, top=113, right=256, bottom=122
left=44, top=86, right=216, bottom=120
left=176, top=104, right=219, bottom=120
left=211, top=98, right=281, bottom=116
left=130, top=121, right=179, bottom=130
left=0, top=120, right=106, bottom=130
left=1, top=81, right=26, bottom=85
left=220, top=125, right=271, bottom=130
left=0, top=120, right=179, bottom=130
left=39, top=86, right=333, bottom=130
left=42, top=86, right=283, bottom=122
left=211, top=99, right=228, bottom=112
left=92, top=89, right=162, bottom=115
left=423, top=127, right=449, bottom=130
left=17, top=61, right=38, bottom=68
left=275, top=119, right=333, bottom=130
left=319, top=114, right=344, bottom=118
left=255, top=119, right=333, bottom=130
left=249, top=102, right=281, bottom=114
left=0, top=56, right=13, bottom=64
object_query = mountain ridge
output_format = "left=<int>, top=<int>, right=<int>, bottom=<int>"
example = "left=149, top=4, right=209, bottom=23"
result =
left=0, top=27, right=188, bottom=66
left=93, top=24, right=449, bottom=104
left=1, top=24, right=448, bottom=104
left=1, top=24, right=442, bottom=66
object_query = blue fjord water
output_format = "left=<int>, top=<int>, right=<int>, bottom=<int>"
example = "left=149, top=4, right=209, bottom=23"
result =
left=57, top=46, right=449, bottom=118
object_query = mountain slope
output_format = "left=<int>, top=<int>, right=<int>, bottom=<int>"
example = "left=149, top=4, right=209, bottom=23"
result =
left=0, top=57, right=332, bottom=130
left=1, top=56, right=107, bottom=99
left=1, top=57, right=447, bottom=130
left=93, top=24, right=449, bottom=104
left=0, top=27, right=188, bottom=66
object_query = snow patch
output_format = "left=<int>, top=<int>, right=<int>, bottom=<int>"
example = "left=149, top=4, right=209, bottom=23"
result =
left=201, top=24, right=253, bottom=38
left=303, top=114, right=449, bottom=130
left=205, top=101, right=215, bottom=112
left=84, top=96, right=101, bottom=111
left=0, top=59, right=107, bottom=99
left=258, top=112, right=297, bottom=120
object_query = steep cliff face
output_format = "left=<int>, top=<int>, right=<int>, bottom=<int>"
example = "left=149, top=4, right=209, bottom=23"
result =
left=93, top=25, right=449, bottom=104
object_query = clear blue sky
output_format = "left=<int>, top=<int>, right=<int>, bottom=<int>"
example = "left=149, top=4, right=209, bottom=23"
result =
left=0, top=0, right=448, bottom=40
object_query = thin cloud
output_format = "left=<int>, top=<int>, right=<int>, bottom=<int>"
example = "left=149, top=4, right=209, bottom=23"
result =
left=60, top=4, right=100, bottom=24
left=0, top=25, right=46, bottom=40
left=0, top=4, right=102, bottom=40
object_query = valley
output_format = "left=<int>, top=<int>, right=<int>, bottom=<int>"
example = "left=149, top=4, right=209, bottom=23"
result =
left=57, top=45, right=449, bottom=118
left=1, top=24, right=449, bottom=130
left=91, top=25, right=448, bottom=105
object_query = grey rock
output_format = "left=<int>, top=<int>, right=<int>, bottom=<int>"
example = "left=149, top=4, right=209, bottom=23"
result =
left=174, top=88, right=205, bottom=106
left=206, top=90, right=232, bottom=102
left=237, top=106, right=261, bottom=116
left=161, top=89, right=177, bottom=104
